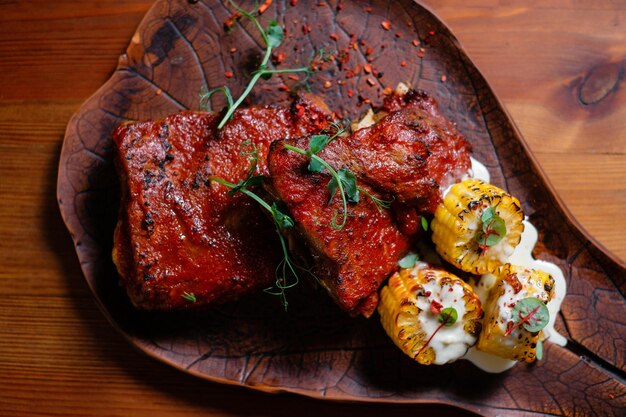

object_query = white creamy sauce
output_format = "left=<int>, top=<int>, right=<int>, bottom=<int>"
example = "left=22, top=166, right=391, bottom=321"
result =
left=441, top=158, right=568, bottom=372
left=411, top=263, right=477, bottom=364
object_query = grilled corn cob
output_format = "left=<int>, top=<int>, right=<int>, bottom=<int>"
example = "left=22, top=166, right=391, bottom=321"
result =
left=477, top=264, right=554, bottom=362
left=431, top=179, right=524, bottom=274
left=378, top=263, right=483, bottom=365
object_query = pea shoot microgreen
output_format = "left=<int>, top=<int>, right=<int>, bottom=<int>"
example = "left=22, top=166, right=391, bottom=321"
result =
left=284, top=123, right=393, bottom=228
left=200, top=1, right=312, bottom=128
left=398, top=252, right=419, bottom=269
left=475, top=207, right=507, bottom=249
left=209, top=141, right=301, bottom=310
left=181, top=291, right=197, bottom=303
left=536, top=338, right=544, bottom=360
left=504, top=297, right=550, bottom=336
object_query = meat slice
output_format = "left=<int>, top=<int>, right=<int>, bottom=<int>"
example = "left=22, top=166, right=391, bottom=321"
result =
left=342, top=90, right=471, bottom=213
left=112, top=96, right=333, bottom=310
left=266, top=90, right=471, bottom=316
left=267, top=136, right=412, bottom=317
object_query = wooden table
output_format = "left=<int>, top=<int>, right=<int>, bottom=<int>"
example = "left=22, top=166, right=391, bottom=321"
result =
left=1, top=1, right=624, bottom=416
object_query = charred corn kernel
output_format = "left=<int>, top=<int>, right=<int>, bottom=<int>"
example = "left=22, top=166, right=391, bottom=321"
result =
left=431, top=179, right=524, bottom=275
left=378, top=263, right=483, bottom=365
left=477, top=264, right=554, bottom=362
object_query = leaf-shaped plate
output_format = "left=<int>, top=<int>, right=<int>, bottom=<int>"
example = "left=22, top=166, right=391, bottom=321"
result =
left=57, top=0, right=626, bottom=415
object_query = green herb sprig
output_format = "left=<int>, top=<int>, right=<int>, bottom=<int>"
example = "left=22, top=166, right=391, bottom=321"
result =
left=181, top=292, right=197, bottom=303
left=476, top=207, right=507, bottom=249
left=201, top=1, right=311, bottom=128
left=284, top=125, right=392, bottom=229
left=209, top=142, right=300, bottom=310
left=504, top=297, right=550, bottom=336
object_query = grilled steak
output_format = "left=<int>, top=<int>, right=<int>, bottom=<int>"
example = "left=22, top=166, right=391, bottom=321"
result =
left=266, top=90, right=471, bottom=317
left=112, top=96, right=333, bottom=310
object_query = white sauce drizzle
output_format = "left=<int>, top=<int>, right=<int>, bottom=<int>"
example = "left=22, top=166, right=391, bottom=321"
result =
left=411, top=263, right=477, bottom=364
left=442, top=158, right=568, bottom=372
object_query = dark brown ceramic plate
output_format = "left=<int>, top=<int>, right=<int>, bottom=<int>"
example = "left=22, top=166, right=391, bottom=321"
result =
left=57, top=0, right=626, bottom=415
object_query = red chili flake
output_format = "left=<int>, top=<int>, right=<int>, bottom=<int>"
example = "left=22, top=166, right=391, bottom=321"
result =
left=366, top=78, right=376, bottom=86
left=608, top=393, right=616, bottom=399
left=363, top=63, right=372, bottom=74
left=317, top=1, right=325, bottom=6
left=440, top=75, right=447, bottom=82
left=290, top=0, right=297, bottom=6
left=428, top=30, right=435, bottom=36
left=347, top=89, right=354, bottom=98
left=155, top=89, right=162, bottom=95
left=278, top=84, right=289, bottom=92
left=412, top=39, right=420, bottom=47
left=229, top=47, right=237, bottom=54
left=383, top=86, right=392, bottom=95
left=365, top=6, right=373, bottom=13
left=224, top=12, right=241, bottom=30
left=302, top=24, right=311, bottom=34
left=258, top=0, right=272, bottom=14
left=288, top=74, right=300, bottom=81
left=400, top=60, right=407, bottom=67
left=295, top=103, right=305, bottom=118
left=330, top=33, right=339, bottom=41
left=224, top=71, right=234, bottom=78
left=345, top=64, right=361, bottom=78
left=417, top=51, right=424, bottom=58
left=381, top=20, right=391, bottom=30
left=430, top=300, right=443, bottom=314
left=359, top=39, right=366, bottom=46
left=337, top=3, right=343, bottom=11
left=323, top=80, right=332, bottom=89
left=351, top=42, right=358, bottom=50
left=272, top=51, right=285, bottom=65
left=395, top=32, right=402, bottom=38
left=365, top=46, right=373, bottom=55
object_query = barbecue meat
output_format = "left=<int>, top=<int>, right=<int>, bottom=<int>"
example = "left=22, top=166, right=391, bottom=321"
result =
left=343, top=90, right=471, bottom=213
left=267, top=137, right=412, bottom=317
left=112, top=96, right=333, bottom=310
left=266, top=90, right=471, bottom=317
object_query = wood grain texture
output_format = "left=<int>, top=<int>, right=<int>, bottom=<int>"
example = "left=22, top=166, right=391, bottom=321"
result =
left=1, top=0, right=625, bottom=416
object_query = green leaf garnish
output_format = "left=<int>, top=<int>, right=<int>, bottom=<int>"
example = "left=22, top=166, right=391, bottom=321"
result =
left=199, top=86, right=234, bottom=112
left=271, top=202, right=295, bottom=229
left=181, top=292, right=196, bottom=303
left=421, top=216, right=429, bottom=231
left=476, top=207, right=507, bottom=247
left=309, top=134, right=329, bottom=154
left=438, top=307, right=458, bottom=326
left=398, top=253, right=419, bottom=269
left=513, top=297, right=550, bottom=332
left=328, top=168, right=359, bottom=204
left=266, top=21, right=283, bottom=48
left=505, top=297, right=550, bottom=336
left=227, top=175, right=264, bottom=196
